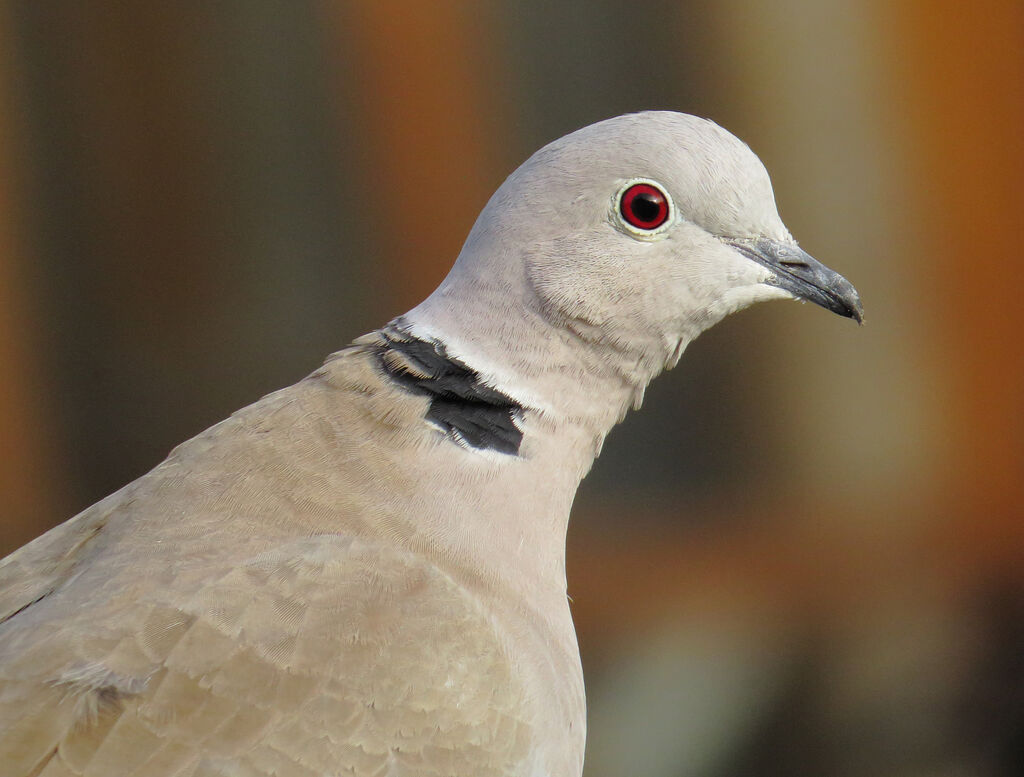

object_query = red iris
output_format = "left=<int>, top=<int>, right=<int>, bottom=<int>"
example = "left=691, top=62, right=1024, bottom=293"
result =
left=620, top=183, right=669, bottom=230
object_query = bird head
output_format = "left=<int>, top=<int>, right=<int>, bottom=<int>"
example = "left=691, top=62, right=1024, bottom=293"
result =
left=444, top=112, right=858, bottom=351
left=412, top=111, right=862, bottom=408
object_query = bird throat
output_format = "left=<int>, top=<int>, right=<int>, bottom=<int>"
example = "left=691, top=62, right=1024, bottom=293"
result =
left=373, top=320, right=525, bottom=455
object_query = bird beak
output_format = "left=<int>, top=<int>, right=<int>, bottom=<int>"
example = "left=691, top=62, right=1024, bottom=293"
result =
left=721, top=237, right=864, bottom=323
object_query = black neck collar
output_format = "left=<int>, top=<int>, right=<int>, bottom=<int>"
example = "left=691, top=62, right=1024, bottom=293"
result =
left=374, top=321, right=524, bottom=456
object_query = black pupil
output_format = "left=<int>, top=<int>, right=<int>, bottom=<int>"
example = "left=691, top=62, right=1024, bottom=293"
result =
left=631, top=192, right=662, bottom=223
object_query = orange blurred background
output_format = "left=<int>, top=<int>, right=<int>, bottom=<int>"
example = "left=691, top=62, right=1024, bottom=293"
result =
left=1, top=2, right=1022, bottom=775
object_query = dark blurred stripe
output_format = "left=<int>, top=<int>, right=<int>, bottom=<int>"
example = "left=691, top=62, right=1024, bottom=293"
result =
left=0, top=4, right=67, bottom=553
left=501, top=0, right=721, bottom=143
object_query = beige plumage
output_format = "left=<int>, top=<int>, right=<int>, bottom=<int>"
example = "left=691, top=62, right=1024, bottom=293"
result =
left=0, top=112, right=860, bottom=776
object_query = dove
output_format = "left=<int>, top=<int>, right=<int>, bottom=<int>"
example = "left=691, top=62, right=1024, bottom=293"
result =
left=0, top=111, right=861, bottom=777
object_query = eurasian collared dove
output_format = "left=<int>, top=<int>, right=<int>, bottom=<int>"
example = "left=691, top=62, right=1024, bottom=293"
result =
left=0, top=111, right=861, bottom=777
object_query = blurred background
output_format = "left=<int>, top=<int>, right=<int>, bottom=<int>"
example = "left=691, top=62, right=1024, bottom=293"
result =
left=1, top=1, right=1021, bottom=775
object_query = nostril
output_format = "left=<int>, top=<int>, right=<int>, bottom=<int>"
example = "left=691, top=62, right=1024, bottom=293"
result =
left=779, top=258, right=810, bottom=268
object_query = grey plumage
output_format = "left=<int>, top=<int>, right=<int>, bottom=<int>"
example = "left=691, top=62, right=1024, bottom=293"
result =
left=0, top=111, right=860, bottom=777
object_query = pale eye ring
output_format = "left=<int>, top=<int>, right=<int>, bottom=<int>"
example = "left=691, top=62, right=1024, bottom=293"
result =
left=617, top=180, right=672, bottom=233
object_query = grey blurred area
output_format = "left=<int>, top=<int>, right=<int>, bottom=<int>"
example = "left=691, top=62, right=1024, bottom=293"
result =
left=1, top=2, right=1022, bottom=776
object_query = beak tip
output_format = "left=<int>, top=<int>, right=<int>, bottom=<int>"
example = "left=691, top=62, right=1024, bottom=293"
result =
left=829, top=275, right=864, bottom=325
left=849, top=299, right=865, bottom=326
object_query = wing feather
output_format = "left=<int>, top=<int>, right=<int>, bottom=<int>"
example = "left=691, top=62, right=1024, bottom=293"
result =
left=0, top=535, right=532, bottom=777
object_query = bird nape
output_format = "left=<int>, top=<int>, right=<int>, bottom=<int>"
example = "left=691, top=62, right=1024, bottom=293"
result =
left=0, top=111, right=860, bottom=777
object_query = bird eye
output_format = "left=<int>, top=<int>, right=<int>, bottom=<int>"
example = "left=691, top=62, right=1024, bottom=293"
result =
left=619, top=182, right=670, bottom=231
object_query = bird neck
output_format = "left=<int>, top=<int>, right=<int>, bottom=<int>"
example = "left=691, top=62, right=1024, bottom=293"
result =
left=399, top=289, right=673, bottom=479
left=343, top=299, right=681, bottom=625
